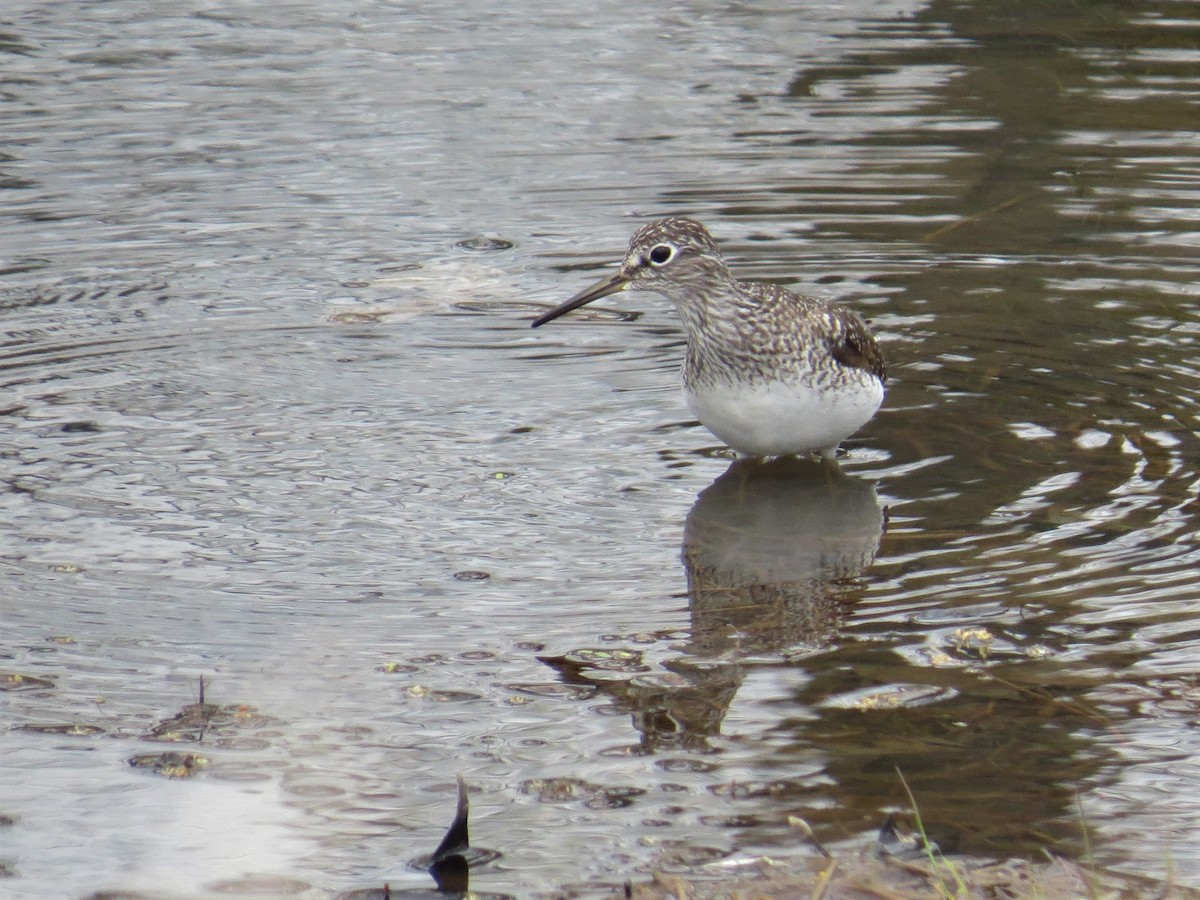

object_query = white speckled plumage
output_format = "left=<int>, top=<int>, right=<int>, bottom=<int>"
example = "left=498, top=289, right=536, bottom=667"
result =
left=532, top=217, right=886, bottom=459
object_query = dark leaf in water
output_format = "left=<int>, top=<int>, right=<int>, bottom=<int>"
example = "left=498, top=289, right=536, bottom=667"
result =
left=429, top=854, right=469, bottom=894
left=430, top=774, right=469, bottom=864
left=875, top=813, right=929, bottom=861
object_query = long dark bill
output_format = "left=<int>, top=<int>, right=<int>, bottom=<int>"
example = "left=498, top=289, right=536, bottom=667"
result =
left=530, top=269, right=630, bottom=328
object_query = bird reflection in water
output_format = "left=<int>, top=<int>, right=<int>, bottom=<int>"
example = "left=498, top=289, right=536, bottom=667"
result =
left=541, top=457, right=884, bottom=753
left=683, top=456, right=884, bottom=658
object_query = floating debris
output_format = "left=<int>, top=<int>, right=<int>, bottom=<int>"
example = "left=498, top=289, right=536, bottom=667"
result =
left=0, top=672, right=54, bottom=692
left=142, top=677, right=266, bottom=744
left=378, top=661, right=420, bottom=675
left=502, top=682, right=596, bottom=701
left=537, top=648, right=650, bottom=677
left=452, top=570, right=491, bottom=582
left=821, top=683, right=957, bottom=711
left=950, top=626, right=996, bottom=659
left=518, top=776, right=645, bottom=808
left=128, top=751, right=209, bottom=779
left=18, top=723, right=104, bottom=736
left=403, top=687, right=482, bottom=703
left=454, top=236, right=514, bottom=252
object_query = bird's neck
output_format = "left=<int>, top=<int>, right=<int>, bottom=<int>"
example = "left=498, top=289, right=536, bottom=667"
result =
left=665, top=276, right=749, bottom=347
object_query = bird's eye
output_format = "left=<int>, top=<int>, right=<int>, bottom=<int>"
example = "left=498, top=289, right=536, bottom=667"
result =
left=648, top=244, right=674, bottom=266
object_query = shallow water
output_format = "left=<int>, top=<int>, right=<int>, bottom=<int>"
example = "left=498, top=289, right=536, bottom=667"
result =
left=3, top=0, right=1200, bottom=896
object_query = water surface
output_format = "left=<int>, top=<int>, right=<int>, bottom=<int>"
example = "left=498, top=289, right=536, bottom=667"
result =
left=3, top=0, right=1200, bottom=896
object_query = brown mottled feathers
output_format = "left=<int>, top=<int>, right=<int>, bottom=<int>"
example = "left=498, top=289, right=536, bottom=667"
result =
left=720, top=282, right=886, bottom=384
left=829, top=308, right=887, bottom=381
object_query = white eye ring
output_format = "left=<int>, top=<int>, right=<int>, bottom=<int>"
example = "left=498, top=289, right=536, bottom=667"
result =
left=648, top=244, right=675, bottom=266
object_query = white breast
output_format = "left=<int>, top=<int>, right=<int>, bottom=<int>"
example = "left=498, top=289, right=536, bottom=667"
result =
left=686, top=375, right=884, bottom=458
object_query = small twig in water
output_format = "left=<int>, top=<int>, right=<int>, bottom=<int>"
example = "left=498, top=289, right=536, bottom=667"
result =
left=921, top=193, right=1032, bottom=242
left=788, top=815, right=832, bottom=858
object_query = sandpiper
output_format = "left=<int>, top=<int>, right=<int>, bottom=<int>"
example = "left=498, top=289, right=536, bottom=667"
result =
left=531, top=217, right=886, bottom=459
